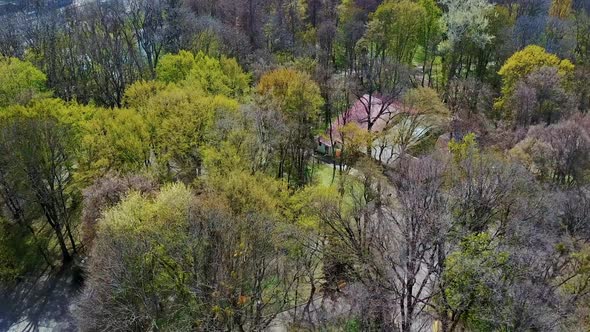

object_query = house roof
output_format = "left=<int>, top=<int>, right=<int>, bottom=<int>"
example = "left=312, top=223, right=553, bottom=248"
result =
left=319, top=95, right=411, bottom=147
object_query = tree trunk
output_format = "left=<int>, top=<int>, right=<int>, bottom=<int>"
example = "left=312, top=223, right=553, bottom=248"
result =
left=53, top=223, right=72, bottom=263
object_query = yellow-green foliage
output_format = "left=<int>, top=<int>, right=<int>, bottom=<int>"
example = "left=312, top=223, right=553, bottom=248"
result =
left=403, top=86, right=448, bottom=116
left=0, top=98, right=90, bottom=137
left=100, top=183, right=193, bottom=234
left=339, top=122, right=374, bottom=161
left=0, top=57, right=47, bottom=108
left=443, top=232, right=509, bottom=317
left=95, top=183, right=196, bottom=324
left=449, top=132, right=478, bottom=164
left=123, top=80, right=240, bottom=179
left=152, top=87, right=237, bottom=170
left=215, top=171, right=288, bottom=217
left=123, top=80, right=168, bottom=108
left=550, top=0, right=572, bottom=18
left=156, top=51, right=251, bottom=99
left=288, top=184, right=338, bottom=231
left=87, top=173, right=305, bottom=330
left=364, top=0, right=428, bottom=63
left=0, top=99, right=95, bottom=200
left=155, top=50, right=196, bottom=84
left=81, top=107, right=151, bottom=178
left=257, top=68, right=324, bottom=122
left=1, top=99, right=147, bottom=184
left=496, top=45, right=574, bottom=110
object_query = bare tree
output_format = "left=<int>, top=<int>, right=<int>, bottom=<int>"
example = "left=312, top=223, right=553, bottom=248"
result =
left=315, top=156, right=449, bottom=331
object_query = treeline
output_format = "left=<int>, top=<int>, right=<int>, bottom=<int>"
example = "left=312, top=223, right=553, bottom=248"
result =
left=2, top=0, right=587, bottom=111
left=1, top=0, right=590, bottom=331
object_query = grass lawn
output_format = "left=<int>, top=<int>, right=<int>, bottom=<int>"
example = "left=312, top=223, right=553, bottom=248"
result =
left=313, top=161, right=340, bottom=188
left=311, top=161, right=367, bottom=214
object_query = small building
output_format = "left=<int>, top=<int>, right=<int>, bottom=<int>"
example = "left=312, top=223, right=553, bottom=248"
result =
left=317, top=94, right=409, bottom=159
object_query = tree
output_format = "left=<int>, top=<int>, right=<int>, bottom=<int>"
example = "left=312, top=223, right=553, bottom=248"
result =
left=349, top=0, right=431, bottom=137
left=373, top=87, right=449, bottom=164
left=363, top=0, right=427, bottom=65
left=0, top=215, right=54, bottom=283
left=496, top=45, right=575, bottom=111
left=550, top=0, right=573, bottom=18
left=347, top=52, right=408, bottom=153
left=155, top=50, right=199, bottom=83
left=309, top=154, right=450, bottom=331
left=76, top=177, right=311, bottom=331
left=384, top=157, right=449, bottom=332
left=439, top=232, right=509, bottom=331
left=510, top=115, right=590, bottom=185
left=148, top=86, right=238, bottom=179
left=0, top=57, right=47, bottom=107
left=334, top=0, right=369, bottom=71
left=446, top=77, right=495, bottom=116
left=0, top=100, right=82, bottom=263
left=574, top=11, right=590, bottom=111
left=431, top=141, right=559, bottom=331
left=17, top=0, right=191, bottom=107
left=256, top=68, right=324, bottom=186
left=0, top=136, right=54, bottom=271
left=156, top=51, right=251, bottom=99
left=439, top=0, right=494, bottom=84
left=122, top=0, right=180, bottom=78
left=80, top=107, right=151, bottom=181
left=418, top=0, right=444, bottom=87
left=440, top=0, right=494, bottom=48
left=81, top=173, right=158, bottom=249
left=508, top=66, right=576, bottom=126
left=0, top=15, right=24, bottom=58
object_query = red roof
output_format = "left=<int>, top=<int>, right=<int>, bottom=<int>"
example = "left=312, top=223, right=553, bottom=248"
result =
left=319, top=95, right=410, bottom=147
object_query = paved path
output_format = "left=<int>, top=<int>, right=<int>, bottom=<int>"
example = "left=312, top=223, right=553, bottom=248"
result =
left=0, top=267, right=80, bottom=332
left=266, top=287, right=356, bottom=331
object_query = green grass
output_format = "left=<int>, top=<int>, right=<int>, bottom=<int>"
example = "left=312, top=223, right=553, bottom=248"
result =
left=313, top=162, right=340, bottom=188
left=311, top=162, right=367, bottom=214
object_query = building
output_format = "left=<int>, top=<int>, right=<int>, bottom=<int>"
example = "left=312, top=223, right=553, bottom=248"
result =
left=317, top=94, right=417, bottom=161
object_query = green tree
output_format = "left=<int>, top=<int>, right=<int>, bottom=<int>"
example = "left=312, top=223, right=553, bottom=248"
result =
left=333, top=0, right=366, bottom=71
left=156, top=51, right=251, bottom=99
left=439, top=0, right=494, bottom=85
left=440, top=0, right=493, bottom=49
left=364, top=0, right=428, bottom=65
left=439, top=232, right=510, bottom=331
left=418, top=0, right=444, bottom=87
left=257, top=68, right=324, bottom=186
left=496, top=45, right=575, bottom=111
left=80, top=107, right=151, bottom=181
left=127, top=82, right=239, bottom=180
left=0, top=100, right=82, bottom=263
left=0, top=57, right=47, bottom=107
left=155, top=50, right=198, bottom=84
left=122, top=80, right=168, bottom=108
left=77, top=179, right=311, bottom=331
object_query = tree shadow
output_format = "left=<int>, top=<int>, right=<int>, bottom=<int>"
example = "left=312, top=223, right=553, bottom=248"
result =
left=0, top=264, right=81, bottom=332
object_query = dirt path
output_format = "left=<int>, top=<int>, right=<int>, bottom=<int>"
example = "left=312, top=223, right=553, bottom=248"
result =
left=0, top=266, right=80, bottom=332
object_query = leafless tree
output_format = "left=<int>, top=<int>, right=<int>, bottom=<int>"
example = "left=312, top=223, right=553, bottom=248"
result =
left=81, top=173, right=158, bottom=248
left=315, top=156, right=450, bottom=331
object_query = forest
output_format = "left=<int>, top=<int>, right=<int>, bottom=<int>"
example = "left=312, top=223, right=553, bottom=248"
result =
left=1, top=0, right=590, bottom=331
